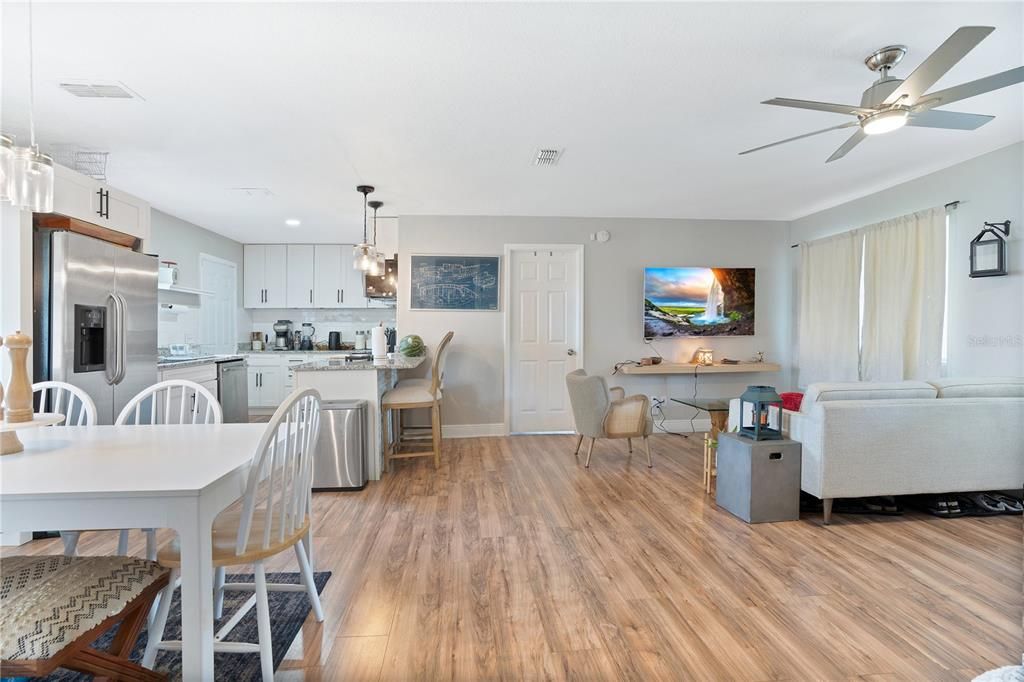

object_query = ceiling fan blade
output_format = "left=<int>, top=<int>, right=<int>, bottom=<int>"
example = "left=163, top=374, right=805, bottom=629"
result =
left=826, top=129, right=867, bottom=163
left=908, top=109, right=994, bottom=130
left=915, top=66, right=1024, bottom=109
left=884, top=26, right=995, bottom=105
left=739, top=122, right=858, bottom=155
left=762, top=98, right=872, bottom=116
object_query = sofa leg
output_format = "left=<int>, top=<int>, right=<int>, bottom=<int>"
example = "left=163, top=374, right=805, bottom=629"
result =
left=585, top=438, right=596, bottom=468
left=573, top=433, right=584, bottom=458
left=823, top=498, right=833, bottom=526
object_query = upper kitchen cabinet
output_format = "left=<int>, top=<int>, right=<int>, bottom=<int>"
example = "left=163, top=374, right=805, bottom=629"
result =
left=313, top=245, right=345, bottom=308
left=374, top=217, right=398, bottom=259
left=286, top=245, right=316, bottom=308
left=243, top=244, right=287, bottom=308
left=52, top=164, right=151, bottom=241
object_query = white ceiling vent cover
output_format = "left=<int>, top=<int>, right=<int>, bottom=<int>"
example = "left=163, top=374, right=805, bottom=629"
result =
left=59, top=81, right=142, bottom=99
left=533, top=148, right=563, bottom=166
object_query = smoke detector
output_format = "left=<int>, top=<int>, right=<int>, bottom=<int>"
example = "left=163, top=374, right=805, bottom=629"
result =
left=59, top=80, right=142, bottom=100
left=533, top=148, right=563, bottom=166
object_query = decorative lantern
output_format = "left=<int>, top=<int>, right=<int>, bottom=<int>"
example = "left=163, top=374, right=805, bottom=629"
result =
left=969, top=221, right=1010, bottom=278
left=694, top=348, right=714, bottom=366
left=738, top=385, right=783, bottom=441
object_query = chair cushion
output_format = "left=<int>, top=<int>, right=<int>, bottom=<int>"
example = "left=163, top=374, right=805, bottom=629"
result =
left=801, top=381, right=936, bottom=411
left=382, top=383, right=439, bottom=406
left=0, top=555, right=167, bottom=662
left=927, top=377, right=1024, bottom=398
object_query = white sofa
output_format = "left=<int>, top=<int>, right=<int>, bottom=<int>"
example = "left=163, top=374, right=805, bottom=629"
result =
left=728, top=378, right=1024, bottom=523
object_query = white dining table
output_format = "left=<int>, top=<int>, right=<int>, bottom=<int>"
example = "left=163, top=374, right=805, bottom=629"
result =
left=0, top=423, right=268, bottom=681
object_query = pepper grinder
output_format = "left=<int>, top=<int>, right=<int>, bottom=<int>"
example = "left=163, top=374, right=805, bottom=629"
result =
left=3, top=331, right=33, bottom=423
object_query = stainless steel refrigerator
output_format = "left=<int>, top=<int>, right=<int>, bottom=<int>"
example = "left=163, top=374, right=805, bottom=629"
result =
left=34, top=231, right=158, bottom=424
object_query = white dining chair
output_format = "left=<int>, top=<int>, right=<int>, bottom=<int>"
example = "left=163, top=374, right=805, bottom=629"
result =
left=143, top=388, right=324, bottom=681
left=102, top=380, right=224, bottom=561
left=32, top=381, right=98, bottom=427
left=33, top=382, right=101, bottom=557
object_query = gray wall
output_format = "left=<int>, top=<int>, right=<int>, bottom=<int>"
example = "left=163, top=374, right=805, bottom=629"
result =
left=148, top=208, right=251, bottom=344
left=398, top=216, right=792, bottom=428
left=790, top=142, right=1024, bottom=380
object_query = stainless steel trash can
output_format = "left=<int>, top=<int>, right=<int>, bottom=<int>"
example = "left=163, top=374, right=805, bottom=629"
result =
left=716, top=433, right=801, bottom=523
left=313, top=399, right=368, bottom=491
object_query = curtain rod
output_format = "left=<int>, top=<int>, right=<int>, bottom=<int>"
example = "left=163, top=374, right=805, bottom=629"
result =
left=789, top=200, right=960, bottom=248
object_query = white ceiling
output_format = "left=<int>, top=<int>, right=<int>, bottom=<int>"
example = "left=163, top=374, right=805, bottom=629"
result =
left=2, top=2, right=1022, bottom=243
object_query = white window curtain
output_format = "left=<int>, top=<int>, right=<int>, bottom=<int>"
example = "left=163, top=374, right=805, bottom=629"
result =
left=797, top=231, right=863, bottom=386
left=861, top=207, right=946, bottom=381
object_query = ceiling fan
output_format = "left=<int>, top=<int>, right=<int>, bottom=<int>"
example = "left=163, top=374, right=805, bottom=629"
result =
left=740, top=26, right=1024, bottom=162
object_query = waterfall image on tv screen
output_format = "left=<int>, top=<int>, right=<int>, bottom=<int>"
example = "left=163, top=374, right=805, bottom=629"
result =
left=644, top=267, right=755, bottom=338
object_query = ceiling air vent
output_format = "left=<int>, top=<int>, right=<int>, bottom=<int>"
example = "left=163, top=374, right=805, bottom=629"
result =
left=228, top=187, right=275, bottom=198
left=59, top=80, right=142, bottom=100
left=533, top=148, right=563, bottom=166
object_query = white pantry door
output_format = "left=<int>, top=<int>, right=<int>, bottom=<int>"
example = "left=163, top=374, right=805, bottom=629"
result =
left=200, top=254, right=238, bottom=354
left=509, top=247, right=581, bottom=433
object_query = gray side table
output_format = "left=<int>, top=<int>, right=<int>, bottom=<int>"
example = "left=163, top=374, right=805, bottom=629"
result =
left=715, top=433, right=802, bottom=523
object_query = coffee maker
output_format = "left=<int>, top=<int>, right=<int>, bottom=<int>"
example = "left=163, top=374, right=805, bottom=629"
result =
left=273, top=320, right=293, bottom=350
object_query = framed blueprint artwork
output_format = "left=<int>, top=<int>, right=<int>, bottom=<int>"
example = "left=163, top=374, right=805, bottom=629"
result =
left=409, top=255, right=501, bottom=311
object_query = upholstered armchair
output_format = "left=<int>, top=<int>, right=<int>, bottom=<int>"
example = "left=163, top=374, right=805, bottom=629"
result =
left=565, top=369, right=653, bottom=468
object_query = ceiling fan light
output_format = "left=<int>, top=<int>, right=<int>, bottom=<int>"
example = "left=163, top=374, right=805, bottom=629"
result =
left=861, top=108, right=909, bottom=135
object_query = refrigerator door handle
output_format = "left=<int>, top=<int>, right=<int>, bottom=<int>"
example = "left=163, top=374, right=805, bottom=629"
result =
left=105, top=293, right=119, bottom=385
left=115, top=293, right=129, bottom=384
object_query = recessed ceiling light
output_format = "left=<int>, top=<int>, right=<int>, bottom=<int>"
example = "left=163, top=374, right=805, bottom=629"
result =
left=285, top=218, right=301, bottom=227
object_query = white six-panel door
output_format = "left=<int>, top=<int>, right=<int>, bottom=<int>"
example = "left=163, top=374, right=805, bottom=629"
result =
left=508, top=247, right=581, bottom=433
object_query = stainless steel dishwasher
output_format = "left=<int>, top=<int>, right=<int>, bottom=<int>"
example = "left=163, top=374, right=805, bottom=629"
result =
left=313, top=400, right=368, bottom=491
left=216, top=358, right=249, bottom=423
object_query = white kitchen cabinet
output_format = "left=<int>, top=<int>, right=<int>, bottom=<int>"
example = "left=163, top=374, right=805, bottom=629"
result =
left=243, top=244, right=288, bottom=308
left=286, top=245, right=316, bottom=308
left=283, top=354, right=313, bottom=393
left=374, top=217, right=398, bottom=260
left=314, top=245, right=345, bottom=308
left=246, top=356, right=283, bottom=408
left=52, top=164, right=150, bottom=242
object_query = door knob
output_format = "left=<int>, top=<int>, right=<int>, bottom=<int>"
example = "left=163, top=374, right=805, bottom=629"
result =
left=567, top=349, right=576, bottom=356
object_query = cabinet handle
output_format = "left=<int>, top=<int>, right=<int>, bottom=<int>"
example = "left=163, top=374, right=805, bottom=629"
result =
left=96, top=189, right=104, bottom=218
left=104, top=189, right=110, bottom=219
left=340, top=288, right=344, bottom=303
left=310, top=289, right=313, bottom=304
left=337, top=289, right=340, bottom=303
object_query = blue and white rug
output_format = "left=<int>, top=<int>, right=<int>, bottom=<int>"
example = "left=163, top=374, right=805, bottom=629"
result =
left=39, top=571, right=331, bottom=681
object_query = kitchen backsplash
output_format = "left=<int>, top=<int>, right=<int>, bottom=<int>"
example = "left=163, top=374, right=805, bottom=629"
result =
left=247, top=308, right=397, bottom=347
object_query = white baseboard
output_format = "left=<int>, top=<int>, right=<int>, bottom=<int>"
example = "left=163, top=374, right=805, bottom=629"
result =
left=440, top=420, right=712, bottom=439
left=443, top=423, right=507, bottom=438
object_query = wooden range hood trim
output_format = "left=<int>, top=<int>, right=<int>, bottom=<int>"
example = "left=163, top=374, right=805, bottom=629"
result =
left=33, top=214, right=140, bottom=250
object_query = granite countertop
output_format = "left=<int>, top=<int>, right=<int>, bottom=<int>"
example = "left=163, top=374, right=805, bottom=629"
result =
left=157, top=354, right=245, bottom=370
left=294, top=355, right=426, bottom=372
left=242, top=349, right=355, bottom=354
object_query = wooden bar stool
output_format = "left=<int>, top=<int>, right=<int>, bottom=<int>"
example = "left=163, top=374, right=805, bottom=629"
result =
left=382, top=331, right=453, bottom=471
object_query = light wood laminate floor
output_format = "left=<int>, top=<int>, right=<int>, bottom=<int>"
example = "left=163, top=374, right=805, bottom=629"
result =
left=6, top=434, right=1021, bottom=680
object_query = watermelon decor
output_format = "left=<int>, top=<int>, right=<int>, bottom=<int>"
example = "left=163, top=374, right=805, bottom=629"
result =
left=398, top=334, right=426, bottom=357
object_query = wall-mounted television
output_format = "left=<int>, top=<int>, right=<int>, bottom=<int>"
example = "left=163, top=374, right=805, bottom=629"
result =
left=644, top=267, right=755, bottom=338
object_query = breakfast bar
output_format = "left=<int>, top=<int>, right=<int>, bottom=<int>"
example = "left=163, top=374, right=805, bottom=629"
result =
left=292, top=355, right=425, bottom=480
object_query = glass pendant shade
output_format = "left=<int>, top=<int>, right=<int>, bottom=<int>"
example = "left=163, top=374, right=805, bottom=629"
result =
left=353, top=243, right=377, bottom=271
left=10, top=146, right=54, bottom=212
left=0, top=135, right=14, bottom=202
left=367, top=252, right=385, bottom=276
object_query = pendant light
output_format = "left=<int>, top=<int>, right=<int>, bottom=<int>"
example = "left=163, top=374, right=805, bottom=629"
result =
left=367, top=200, right=385, bottom=276
left=0, top=135, right=14, bottom=203
left=7, top=0, right=54, bottom=212
left=353, top=185, right=378, bottom=272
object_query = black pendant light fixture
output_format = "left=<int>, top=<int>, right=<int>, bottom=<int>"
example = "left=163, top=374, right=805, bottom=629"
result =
left=353, top=185, right=377, bottom=271
left=368, top=199, right=384, bottom=276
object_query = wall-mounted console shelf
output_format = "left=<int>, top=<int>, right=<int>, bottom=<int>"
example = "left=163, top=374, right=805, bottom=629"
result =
left=618, top=362, right=781, bottom=375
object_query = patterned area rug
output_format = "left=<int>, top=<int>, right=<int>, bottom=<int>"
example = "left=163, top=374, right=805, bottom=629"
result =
left=38, top=571, right=330, bottom=681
